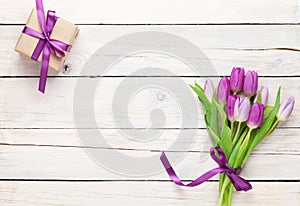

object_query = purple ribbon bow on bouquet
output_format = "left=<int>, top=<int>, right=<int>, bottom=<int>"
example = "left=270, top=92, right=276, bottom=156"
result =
left=160, top=147, right=252, bottom=192
left=22, top=0, right=71, bottom=93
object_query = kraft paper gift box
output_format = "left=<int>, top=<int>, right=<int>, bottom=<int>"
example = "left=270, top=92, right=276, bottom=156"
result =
left=15, top=8, right=79, bottom=71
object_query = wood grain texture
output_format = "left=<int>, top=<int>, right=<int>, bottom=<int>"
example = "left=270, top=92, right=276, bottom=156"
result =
left=0, top=181, right=299, bottom=206
left=0, top=77, right=298, bottom=129
left=0, top=129, right=299, bottom=154
left=0, top=128, right=299, bottom=180
left=0, top=144, right=299, bottom=180
left=0, top=0, right=299, bottom=24
left=2, top=26, right=300, bottom=76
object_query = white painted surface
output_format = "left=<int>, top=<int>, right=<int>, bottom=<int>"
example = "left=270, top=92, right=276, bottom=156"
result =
left=0, top=0, right=299, bottom=24
left=0, top=182, right=299, bottom=206
left=0, top=78, right=298, bottom=128
left=2, top=26, right=300, bottom=76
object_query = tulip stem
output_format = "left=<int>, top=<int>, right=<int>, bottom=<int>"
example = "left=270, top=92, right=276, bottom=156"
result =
left=227, top=184, right=234, bottom=206
left=265, top=119, right=280, bottom=137
left=232, top=122, right=241, bottom=144
left=234, top=128, right=253, bottom=168
left=218, top=177, right=230, bottom=206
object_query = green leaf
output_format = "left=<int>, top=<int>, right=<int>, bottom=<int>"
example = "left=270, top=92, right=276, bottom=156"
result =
left=228, top=127, right=249, bottom=166
left=219, top=125, right=232, bottom=158
left=190, top=82, right=220, bottom=146
left=190, top=83, right=211, bottom=109
left=210, top=98, right=219, bottom=137
left=263, top=106, right=273, bottom=122
left=212, top=98, right=227, bottom=130
left=207, top=126, right=221, bottom=146
left=190, top=83, right=212, bottom=127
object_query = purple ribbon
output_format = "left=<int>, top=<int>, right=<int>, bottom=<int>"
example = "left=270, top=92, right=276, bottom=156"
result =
left=22, top=0, right=71, bottom=93
left=160, top=147, right=252, bottom=192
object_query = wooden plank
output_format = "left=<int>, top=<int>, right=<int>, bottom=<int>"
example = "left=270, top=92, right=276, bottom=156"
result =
left=0, top=181, right=299, bottom=205
left=2, top=26, right=300, bottom=76
left=0, top=0, right=299, bottom=24
left=0, top=129, right=299, bottom=154
left=0, top=77, right=298, bottom=129
left=0, top=144, right=299, bottom=180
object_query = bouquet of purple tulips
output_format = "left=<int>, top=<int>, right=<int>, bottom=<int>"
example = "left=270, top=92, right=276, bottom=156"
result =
left=189, top=68, right=295, bottom=206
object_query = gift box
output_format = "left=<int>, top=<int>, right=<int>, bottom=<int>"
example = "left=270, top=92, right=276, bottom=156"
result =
left=15, top=0, right=79, bottom=93
left=15, top=8, right=79, bottom=72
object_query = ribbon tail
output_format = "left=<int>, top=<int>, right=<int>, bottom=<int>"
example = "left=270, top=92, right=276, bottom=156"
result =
left=35, top=0, right=46, bottom=22
left=38, top=46, right=50, bottom=93
left=160, top=152, right=225, bottom=187
left=226, top=172, right=252, bottom=192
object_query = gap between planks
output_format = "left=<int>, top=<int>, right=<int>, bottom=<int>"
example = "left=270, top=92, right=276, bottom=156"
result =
left=0, top=143, right=299, bottom=156
left=0, top=128, right=299, bottom=153
left=0, top=76, right=300, bottom=78
left=0, top=179, right=299, bottom=182
left=1, top=23, right=300, bottom=26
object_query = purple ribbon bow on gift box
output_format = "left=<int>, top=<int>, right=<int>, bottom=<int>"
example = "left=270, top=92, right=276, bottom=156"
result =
left=22, top=0, right=71, bottom=93
left=160, top=147, right=252, bottom=192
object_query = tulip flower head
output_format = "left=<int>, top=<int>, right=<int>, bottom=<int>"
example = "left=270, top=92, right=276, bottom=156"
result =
left=217, top=76, right=230, bottom=105
left=254, top=86, right=269, bottom=105
left=277, top=97, right=295, bottom=121
left=234, top=97, right=251, bottom=122
left=260, top=86, right=268, bottom=105
left=226, top=95, right=238, bottom=121
left=204, top=79, right=214, bottom=102
left=247, top=103, right=264, bottom=129
left=230, top=67, right=245, bottom=94
left=243, top=71, right=258, bottom=97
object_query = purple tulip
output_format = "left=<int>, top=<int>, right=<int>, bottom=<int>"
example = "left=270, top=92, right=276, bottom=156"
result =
left=230, top=67, right=245, bottom=94
left=226, top=95, right=238, bottom=121
left=260, top=86, right=269, bottom=105
left=217, top=76, right=230, bottom=105
left=243, top=71, right=258, bottom=97
left=204, top=79, right=214, bottom=102
left=254, top=86, right=269, bottom=105
left=234, top=97, right=251, bottom=122
left=277, top=97, right=295, bottom=121
left=247, top=103, right=264, bottom=128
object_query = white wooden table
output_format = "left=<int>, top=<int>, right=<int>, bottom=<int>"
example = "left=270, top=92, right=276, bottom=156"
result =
left=0, top=0, right=299, bottom=205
